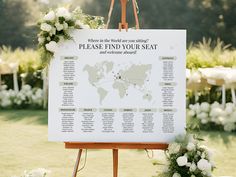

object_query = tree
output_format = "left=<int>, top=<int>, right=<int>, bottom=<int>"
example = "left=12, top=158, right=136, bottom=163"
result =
left=0, top=0, right=39, bottom=48
left=82, top=0, right=236, bottom=47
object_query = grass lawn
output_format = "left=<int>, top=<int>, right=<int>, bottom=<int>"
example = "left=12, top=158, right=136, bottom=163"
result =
left=0, top=110, right=236, bottom=177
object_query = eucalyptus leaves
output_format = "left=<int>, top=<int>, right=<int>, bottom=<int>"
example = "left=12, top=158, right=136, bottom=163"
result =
left=157, top=134, right=215, bottom=177
left=37, top=7, right=105, bottom=65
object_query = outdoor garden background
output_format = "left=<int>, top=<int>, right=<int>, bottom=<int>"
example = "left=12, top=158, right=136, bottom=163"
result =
left=0, top=0, right=236, bottom=177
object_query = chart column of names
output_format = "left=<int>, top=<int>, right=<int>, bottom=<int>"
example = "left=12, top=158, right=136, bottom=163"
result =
left=159, top=56, right=178, bottom=134
left=58, top=56, right=79, bottom=133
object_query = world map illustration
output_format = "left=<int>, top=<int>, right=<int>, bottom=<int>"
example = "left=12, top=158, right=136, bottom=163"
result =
left=83, top=61, right=152, bottom=104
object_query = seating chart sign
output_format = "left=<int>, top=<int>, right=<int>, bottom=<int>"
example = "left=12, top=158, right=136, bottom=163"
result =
left=48, top=29, right=186, bottom=142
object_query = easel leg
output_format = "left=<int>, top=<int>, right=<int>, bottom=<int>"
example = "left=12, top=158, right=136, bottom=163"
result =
left=72, top=149, right=83, bottom=177
left=113, top=149, right=118, bottom=177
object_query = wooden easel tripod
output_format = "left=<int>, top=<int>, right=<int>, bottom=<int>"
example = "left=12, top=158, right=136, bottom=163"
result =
left=65, top=1, right=168, bottom=177
left=66, top=143, right=168, bottom=177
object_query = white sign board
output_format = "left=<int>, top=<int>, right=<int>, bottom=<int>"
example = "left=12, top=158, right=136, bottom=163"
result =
left=48, top=29, right=186, bottom=142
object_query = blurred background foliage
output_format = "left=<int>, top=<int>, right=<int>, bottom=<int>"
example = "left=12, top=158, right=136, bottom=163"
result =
left=0, top=0, right=236, bottom=48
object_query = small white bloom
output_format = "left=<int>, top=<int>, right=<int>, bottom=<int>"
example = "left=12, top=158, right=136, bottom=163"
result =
left=168, top=143, right=180, bottom=154
left=187, top=142, right=195, bottom=151
left=75, top=20, right=90, bottom=29
left=176, top=156, right=188, bottom=166
left=201, top=152, right=206, bottom=159
left=190, top=163, right=197, bottom=172
left=188, top=110, right=196, bottom=117
left=56, top=7, right=71, bottom=19
left=55, top=22, right=64, bottom=31
left=186, top=162, right=191, bottom=167
left=49, top=27, right=56, bottom=36
left=210, top=107, right=224, bottom=117
left=43, top=11, right=56, bottom=21
left=197, top=159, right=212, bottom=172
left=45, top=41, right=58, bottom=53
left=172, top=173, right=181, bottom=177
left=40, top=23, right=52, bottom=32
left=38, top=37, right=45, bottom=44
left=224, top=123, right=236, bottom=132
left=27, top=168, right=51, bottom=177
left=196, top=112, right=208, bottom=120
left=162, top=166, right=170, bottom=173
left=201, top=119, right=208, bottom=124
left=211, top=101, right=220, bottom=109
left=225, top=103, right=234, bottom=115
left=63, top=22, right=69, bottom=30
left=46, top=37, right=51, bottom=41
left=200, top=102, right=210, bottom=112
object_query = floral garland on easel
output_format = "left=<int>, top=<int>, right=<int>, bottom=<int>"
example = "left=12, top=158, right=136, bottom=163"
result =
left=37, top=7, right=105, bottom=66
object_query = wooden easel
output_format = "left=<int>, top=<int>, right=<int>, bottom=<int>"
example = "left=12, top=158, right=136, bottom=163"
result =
left=65, top=143, right=168, bottom=177
left=65, top=1, right=168, bottom=176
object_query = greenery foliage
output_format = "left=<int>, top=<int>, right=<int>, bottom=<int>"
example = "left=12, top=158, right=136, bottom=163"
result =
left=0, top=0, right=39, bottom=48
left=187, top=38, right=236, bottom=69
left=37, top=6, right=105, bottom=66
left=83, top=0, right=236, bottom=47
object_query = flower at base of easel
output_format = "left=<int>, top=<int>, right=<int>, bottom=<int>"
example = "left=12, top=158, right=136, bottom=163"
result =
left=157, top=134, right=215, bottom=177
left=37, top=6, right=105, bottom=66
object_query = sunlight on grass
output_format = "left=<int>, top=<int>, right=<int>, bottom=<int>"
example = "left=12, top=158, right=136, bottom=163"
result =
left=0, top=110, right=235, bottom=177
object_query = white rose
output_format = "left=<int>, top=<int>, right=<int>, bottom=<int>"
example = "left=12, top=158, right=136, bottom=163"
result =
left=63, top=22, right=69, bottom=30
left=201, top=152, right=206, bottom=159
left=190, top=163, right=197, bottom=172
left=196, top=112, right=208, bottom=120
left=230, top=111, right=236, bottom=121
left=40, top=23, right=52, bottom=32
left=75, top=20, right=90, bottom=29
left=200, top=102, right=210, bottom=112
left=176, top=156, right=188, bottom=166
left=38, top=37, right=45, bottom=44
left=46, top=37, right=51, bottom=41
left=225, top=103, right=234, bottom=115
left=43, top=11, right=55, bottom=21
left=186, top=162, right=191, bottom=167
left=197, top=159, right=212, bottom=172
left=168, top=143, right=180, bottom=155
left=45, top=41, right=58, bottom=53
left=210, top=107, right=224, bottom=117
left=188, top=110, right=195, bottom=117
left=27, top=168, right=50, bottom=177
left=56, top=7, right=71, bottom=19
left=224, top=123, right=236, bottom=132
left=201, top=119, right=208, bottom=124
left=211, top=101, right=220, bottom=109
left=172, top=173, right=181, bottom=177
left=162, top=166, right=170, bottom=173
left=187, top=142, right=195, bottom=151
left=55, top=22, right=64, bottom=31
left=191, top=103, right=199, bottom=112
left=189, top=104, right=194, bottom=110
left=49, top=27, right=56, bottom=36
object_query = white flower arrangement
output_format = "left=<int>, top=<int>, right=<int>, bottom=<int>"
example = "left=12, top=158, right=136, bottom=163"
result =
left=188, top=102, right=236, bottom=132
left=0, top=85, right=44, bottom=109
left=37, top=6, right=105, bottom=66
left=157, top=134, right=215, bottom=177
left=12, top=168, right=50, bottom=177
